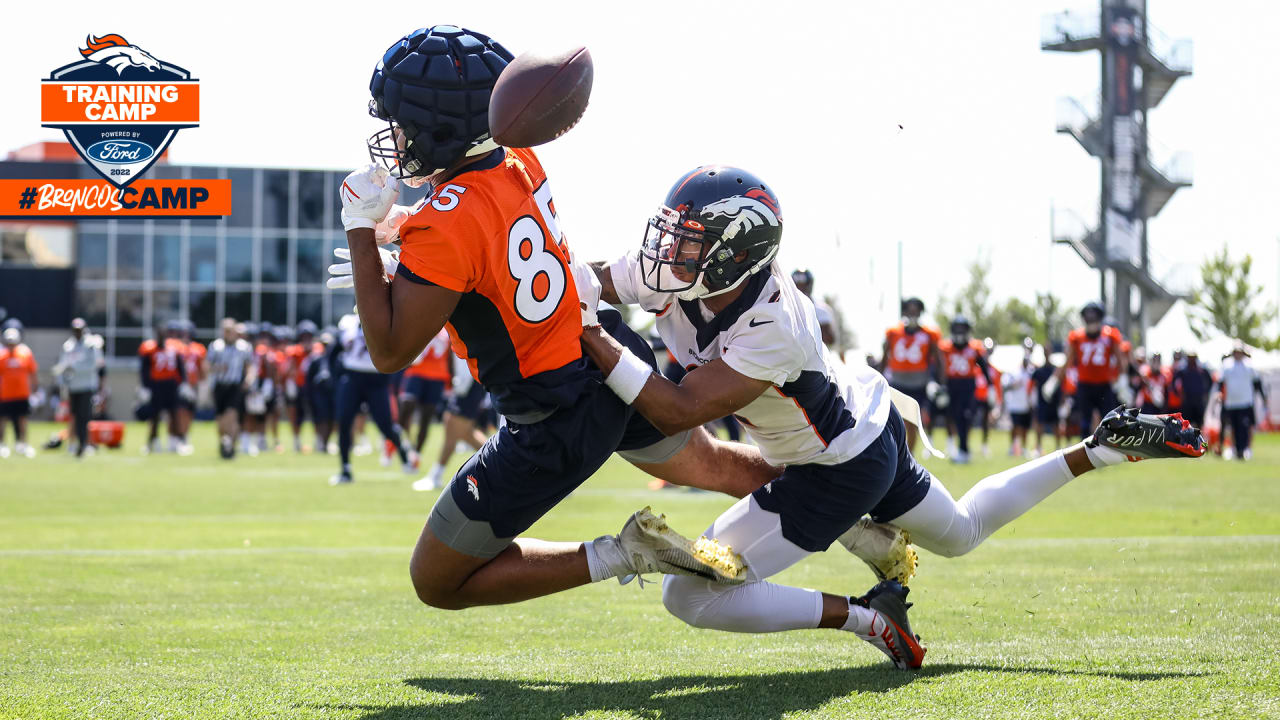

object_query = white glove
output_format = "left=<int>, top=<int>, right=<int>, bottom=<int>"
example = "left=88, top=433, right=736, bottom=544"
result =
left=137, top=387, right=152, bottom=404
left=1112, top=377, right=1133, bottom=406
left=179, top=383, right=196, bottom=402
left=260, top=379, right=275, bottom=400
left=327, top=246, right=399, bottom=289
left=568, top=251, right=601, bottom=327
left=1041, top=374, right=1060, bottom=401
left=339, top=163, right=400, bottom=232
left=29, top=389, right=45, bottom=410
left=285, top=379, right=298, bottom=400
left=375, top=204, right=413, bottom=244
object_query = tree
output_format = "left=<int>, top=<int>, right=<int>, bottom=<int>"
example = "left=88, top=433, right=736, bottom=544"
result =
left=1033, top=292, right=1074, bottom=347
left=1187, top=248, right=1277, bottom=348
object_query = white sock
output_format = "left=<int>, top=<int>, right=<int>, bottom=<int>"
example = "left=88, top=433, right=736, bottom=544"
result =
left=1084, top=442, right=1129, bottom=468
left=253, top=432, right=265, bottom=450
left=428, top=464, right=445, bottom=484
left=892, top=450, right=1076, bottom=557
left=585, top=535, right=628, bottom=582
left=841, top=600, right=880, bottom=635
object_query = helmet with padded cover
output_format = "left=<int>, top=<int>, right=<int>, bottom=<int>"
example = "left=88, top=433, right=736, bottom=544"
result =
left=367, top=26, right=514, bottom=179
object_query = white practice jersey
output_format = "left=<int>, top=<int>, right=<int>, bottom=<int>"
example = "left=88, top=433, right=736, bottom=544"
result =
left=337, top=314, right=378, bottom=373
left=1002, top=366, right=1033, bottom=414
left=611, top=254, right=890, bottom=467
left=1220, top=357, right=1259, bottom=410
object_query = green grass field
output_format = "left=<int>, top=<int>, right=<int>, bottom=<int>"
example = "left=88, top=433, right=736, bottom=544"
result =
left=2, top=421, right=1278, bottom=719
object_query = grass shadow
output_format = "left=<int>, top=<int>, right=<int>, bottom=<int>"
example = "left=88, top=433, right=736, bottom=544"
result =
left=311, top=663, right=1212, bottom=720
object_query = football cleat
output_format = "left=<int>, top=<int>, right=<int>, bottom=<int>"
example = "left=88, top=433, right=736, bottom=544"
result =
left=618, top=507, right=747, bottom=584
left=854, top=580, right=926, bottom=670
left=328, top=471, right=353, bottom=486
left=837, top=518, right=918, bottom=586
left=1086, top=406, right=1207, bottom=460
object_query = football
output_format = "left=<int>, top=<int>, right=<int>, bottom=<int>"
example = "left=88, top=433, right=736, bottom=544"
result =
left=488, top=46, right=593, bottom=148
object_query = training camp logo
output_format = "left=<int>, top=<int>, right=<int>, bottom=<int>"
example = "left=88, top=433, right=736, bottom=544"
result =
left=41, top=34, right=199, bottom=188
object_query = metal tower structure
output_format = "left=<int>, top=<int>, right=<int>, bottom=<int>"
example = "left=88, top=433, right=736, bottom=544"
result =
left=1042, top=0, right=1192, bottom=339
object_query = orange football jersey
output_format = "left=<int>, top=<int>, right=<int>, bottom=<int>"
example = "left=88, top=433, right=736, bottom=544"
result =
left=396, top=147, right=588, bottom=417
left=184, top=341, right=206, bottom=384
left=939, top=338, right=985, bottom=380
left=284, top=344, right=308, bottom=386
left=884, top=324, right=940, bottom=374
left=405, top=331, right=453, bottom=382
left=139, top=338, right=184, bottom=383
left=0, top=344, right=37, bottom=401
left=1068, top=326, right=1125, bottom=385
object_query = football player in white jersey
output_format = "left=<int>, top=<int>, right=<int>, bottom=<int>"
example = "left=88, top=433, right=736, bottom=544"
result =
left=578, top=165, right=1207, bottom=670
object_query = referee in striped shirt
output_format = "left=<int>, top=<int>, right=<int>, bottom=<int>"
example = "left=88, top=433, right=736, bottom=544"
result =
left=204, top=318, right=256, bottom=459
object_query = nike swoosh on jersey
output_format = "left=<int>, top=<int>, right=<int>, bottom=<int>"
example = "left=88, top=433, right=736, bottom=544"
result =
left=748, top=319, right=773, bottom=327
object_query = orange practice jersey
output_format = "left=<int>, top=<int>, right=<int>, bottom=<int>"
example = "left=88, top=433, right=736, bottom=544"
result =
left=255, top=344, right=279, bottom=382
left=939, top=338, right=986, bottom=380
left=0, top=344, right=37, bottom=401
left=184, top=341, right=206, bottom=384
left=1067, top=326, right=1125, bottom=385
left=396, top=147, right=586, bottom=414
left=884, top=324, right=940, bottom=373
left=139, top=338, right=184, bottom=383
left=405, top=331, right=453, bottom=382
left=284, top=344, right=308, bottom=386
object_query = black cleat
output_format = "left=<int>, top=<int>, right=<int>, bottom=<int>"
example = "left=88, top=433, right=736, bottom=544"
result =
left=1086, top=406, right=1206, bottom=460
left=853, top=580, right=926, bottom=670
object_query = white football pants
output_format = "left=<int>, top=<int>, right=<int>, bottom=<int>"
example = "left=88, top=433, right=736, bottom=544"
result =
left=662, top=449, right=1076, bottom=633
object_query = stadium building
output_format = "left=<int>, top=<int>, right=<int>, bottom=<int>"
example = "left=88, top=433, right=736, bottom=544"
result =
left=0, top=141, right=377, bottom=414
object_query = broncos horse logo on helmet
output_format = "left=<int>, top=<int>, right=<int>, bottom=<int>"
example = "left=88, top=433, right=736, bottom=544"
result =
left=79, top=34, right=160, bottom=75
left=640, top=166, right=783, bottom=301
left=699, top=189, right=781, bottom=241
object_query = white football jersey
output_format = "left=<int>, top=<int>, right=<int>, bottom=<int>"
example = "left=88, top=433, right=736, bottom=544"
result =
left=337, top=314, right=378, bottom=373
left=610, top=254, right=890, bottom=467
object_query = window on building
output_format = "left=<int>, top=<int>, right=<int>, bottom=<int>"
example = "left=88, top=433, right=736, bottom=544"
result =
left=116, top=289, right=145, bottom=329
left=296, top=235, right=326, bottom=286
left=189, top=288, right=217, bottom=329
left=260, top=234, right=289, bottom=285
left=153, top=233, right=182, bottom=284
left=0, top=222, right=75, bottom=267
left=228, top=168, right=256, bottom=228
left=75, top=288, right=109, bottom=327
left=225, top=232, right=253, bottom=283
left=261, top=291, right=289, bottom=326
left=263, top=169, right=291, bottom=229
left=296, top=292, right=323, bottom=327
left=78, top=230, right=108, bottom=281
left=189, top=234, right=217, bottom=284
left=297, top=171, right=328, bottom=229
left=116, top=230, right=145, bottom=282
left=224, top=291, right=251, bottom=323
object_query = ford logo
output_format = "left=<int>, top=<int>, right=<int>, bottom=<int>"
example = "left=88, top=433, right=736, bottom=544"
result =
left=86, top=140, right=154, bottom=165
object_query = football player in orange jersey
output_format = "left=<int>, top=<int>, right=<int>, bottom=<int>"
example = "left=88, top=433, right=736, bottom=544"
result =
left=937, top=316, right=988, bottom=464
left=1052, top=302, right=1130, bottom=439
left=879, top=297, right=943, bottom=453
left=283, top=321, right=317, bottom=453
left=0, top=326, right=39, bottom=458
left=138, top=322, right=187, bottom=454
left=334, top=26, right=781, bottom=610
left=175, top=319, right=204, bottom=455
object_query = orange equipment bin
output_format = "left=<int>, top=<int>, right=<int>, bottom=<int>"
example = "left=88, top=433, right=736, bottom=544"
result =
left=88, top=421, right=125, bottom=448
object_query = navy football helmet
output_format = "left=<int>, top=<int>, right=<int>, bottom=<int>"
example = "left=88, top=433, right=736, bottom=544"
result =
left=368, top=26, right=514, bottom=179
left=640, top=166, right=783, bottom=301
left=950, top=315, right=972, bottom=344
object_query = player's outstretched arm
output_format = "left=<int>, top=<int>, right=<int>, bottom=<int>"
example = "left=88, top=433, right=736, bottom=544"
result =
left=347, top=227, right=460, bottom=373
left=581, top=325, right=769, bottom=436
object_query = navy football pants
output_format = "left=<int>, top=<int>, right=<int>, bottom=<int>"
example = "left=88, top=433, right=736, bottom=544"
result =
left=335, top=371, right=406, bottom=467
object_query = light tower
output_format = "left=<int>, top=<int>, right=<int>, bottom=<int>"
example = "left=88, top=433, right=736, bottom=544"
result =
left=1043, top=0, right=1192, bottom=339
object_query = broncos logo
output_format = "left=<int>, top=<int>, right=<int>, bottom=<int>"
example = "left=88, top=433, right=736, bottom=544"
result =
left=79, top=34, right=161, bottom=75
left=699, top=189, right=781, bottom=240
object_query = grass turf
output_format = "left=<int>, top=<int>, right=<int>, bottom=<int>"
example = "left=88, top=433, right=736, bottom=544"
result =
left=1, top=422, right=1278, bottom=719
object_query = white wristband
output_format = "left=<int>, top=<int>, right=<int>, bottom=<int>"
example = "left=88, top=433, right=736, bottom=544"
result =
left=604, top=348, right=652, bottom=405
